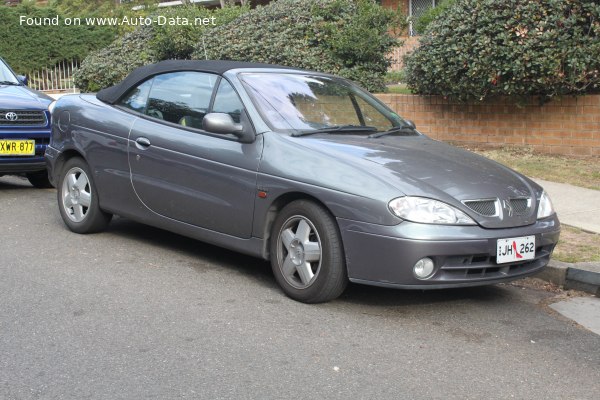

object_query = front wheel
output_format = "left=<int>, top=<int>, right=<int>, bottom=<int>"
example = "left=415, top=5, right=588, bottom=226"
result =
left=58, top=157, right=112, bottom=233
left=270, top=200, right=347, bottom=303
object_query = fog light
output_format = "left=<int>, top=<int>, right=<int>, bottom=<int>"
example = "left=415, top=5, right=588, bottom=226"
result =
left=414, top=257, right=435, bottom=279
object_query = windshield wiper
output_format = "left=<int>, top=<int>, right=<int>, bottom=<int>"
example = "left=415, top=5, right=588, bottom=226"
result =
left=368, top=124, right=417, bottom=139
left=0, top=80, right=19, bottom=86
left=292, top=125, right=378, bottom=137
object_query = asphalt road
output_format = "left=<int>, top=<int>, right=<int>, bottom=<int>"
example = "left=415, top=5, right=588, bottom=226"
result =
left=1, top=175, right=599, bottom=400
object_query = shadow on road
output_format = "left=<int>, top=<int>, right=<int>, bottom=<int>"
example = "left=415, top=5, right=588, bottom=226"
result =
left=104, top=217, right=513, bottom=307
left=341, top=282, right=511, bottom=307
left=0, top=175, right=34, bottom=189
left=106, top=217, right=274, bottom=285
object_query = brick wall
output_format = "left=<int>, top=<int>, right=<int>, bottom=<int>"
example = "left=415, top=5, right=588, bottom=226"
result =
left=388, top=36, right=420, bottom=71
left=381, top=0, right=409, bottom=14
left=375, top=94, right=600, bottom=157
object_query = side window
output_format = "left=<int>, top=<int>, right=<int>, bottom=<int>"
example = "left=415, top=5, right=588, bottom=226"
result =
left=118, top=79, right=153, bottom=113
left=146, top=71, right=218, bottom=129
left=211, top=79, right=245, bottom=123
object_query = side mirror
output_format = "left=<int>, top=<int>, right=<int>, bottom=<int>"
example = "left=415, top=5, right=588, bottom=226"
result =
left=203, top=113, right=243, bottom=134
left=404, top=119, right=416, bottom=130
left=203, top=112, right=254, bottom=143
left=17, top=75, right=28, bottom=86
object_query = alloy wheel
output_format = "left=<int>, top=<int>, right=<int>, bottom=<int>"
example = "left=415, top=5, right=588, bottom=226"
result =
left=61, top=167, right=92, bottom=223
left=276, top=215, right=322, bottom=289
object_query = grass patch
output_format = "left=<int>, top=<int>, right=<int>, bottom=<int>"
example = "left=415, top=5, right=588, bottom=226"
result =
left=462, top=146, right=600, bottom=191
left=386, top=85, right=413, bottom=94
left=553, top=226, right=600, bottom=263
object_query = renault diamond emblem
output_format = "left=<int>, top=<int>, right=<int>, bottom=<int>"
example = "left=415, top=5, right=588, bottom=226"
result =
left=502, top=199, right=514, bottom=217
left=5, top=112, right=18, bottom=121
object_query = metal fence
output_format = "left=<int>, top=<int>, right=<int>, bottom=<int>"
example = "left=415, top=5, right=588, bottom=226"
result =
left=409, top=0, right=437, bottom=36
left=27, top=60, right=79, bottom=93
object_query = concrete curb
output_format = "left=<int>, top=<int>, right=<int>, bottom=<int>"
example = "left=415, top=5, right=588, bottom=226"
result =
left=535, top=260, right=600, bottom=296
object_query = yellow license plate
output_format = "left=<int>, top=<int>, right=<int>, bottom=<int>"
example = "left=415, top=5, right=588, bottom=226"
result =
left=0, top=140, right=35, bottom=156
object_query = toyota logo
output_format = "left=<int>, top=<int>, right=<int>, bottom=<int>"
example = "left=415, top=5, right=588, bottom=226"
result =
left=5, top=112, right=18, bottom=121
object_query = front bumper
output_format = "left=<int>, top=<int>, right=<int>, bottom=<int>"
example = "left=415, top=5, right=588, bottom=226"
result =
left=0, top=159, right=46, bottom=173
left=338, top=215, right=560, bottom=289
left=0, top=128, right=50, bottom=174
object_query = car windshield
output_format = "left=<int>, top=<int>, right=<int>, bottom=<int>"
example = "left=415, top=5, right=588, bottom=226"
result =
left=240, top=72, right=407, bottom=135
left=0, top=59, right=19, bottom=85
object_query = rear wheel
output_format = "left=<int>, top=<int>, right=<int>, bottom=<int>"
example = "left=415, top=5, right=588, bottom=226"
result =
left=26, top=170, right=52, bottom=188
left=58, top=157, right=111, bottom=233
left=270, top=200, right=347, bottom=303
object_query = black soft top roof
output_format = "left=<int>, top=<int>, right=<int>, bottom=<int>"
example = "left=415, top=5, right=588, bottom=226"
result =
left=96, top=59, right=297, bottom=104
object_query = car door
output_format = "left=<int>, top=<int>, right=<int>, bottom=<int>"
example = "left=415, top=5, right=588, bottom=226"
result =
left=126, top=71, right=262, bottom=238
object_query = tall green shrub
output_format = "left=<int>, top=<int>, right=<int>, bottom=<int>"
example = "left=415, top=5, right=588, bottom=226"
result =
left=74, top=5, right=248, bottom=92
left=151, top=5, right=249, bottom=60
left=0, top=4, right=117, bottom=73
left=404, top=0, right=600, bottom=101
left=192, top=0, right=404, bottom=92
left=74, top=26, right=157, bottom=93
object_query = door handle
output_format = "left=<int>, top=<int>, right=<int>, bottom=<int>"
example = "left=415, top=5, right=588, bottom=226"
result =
left=135, top=137, right=151, bottom=149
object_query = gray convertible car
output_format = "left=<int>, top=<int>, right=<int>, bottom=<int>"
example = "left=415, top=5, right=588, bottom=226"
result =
left=45, top=60, right=560, bottom=303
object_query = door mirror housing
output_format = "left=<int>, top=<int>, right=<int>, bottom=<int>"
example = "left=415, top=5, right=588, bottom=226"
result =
left=203, top=112, right=254, bottom=143
left=203, top=112, right=242, bottom=134
left=404, top=119, right=416, bottom=130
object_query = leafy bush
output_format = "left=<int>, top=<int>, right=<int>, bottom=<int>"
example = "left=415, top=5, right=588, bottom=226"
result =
left=151, top=5, right=249, bottom=60
left=74, top=26, right=157, bottom=93
left=192, top=0, right=404, bottom=92
left=49, top=0, right=125, bottom=15
left=404, top=0, right=600, bottom=101
left=49, top=0, right=163, bottom=35
left=0, top=3, right=117, bottom=73
left=75, top=5, right=247, bottom=92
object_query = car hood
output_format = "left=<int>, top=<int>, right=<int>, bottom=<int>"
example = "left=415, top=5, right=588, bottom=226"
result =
left=0, top=84, right=53, bottom=110
left=291, top=134, right=541, bottom=228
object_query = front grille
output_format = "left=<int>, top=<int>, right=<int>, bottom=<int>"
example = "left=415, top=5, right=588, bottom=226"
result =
left=0, top=110, right=47, bottom=126
left=509, top=198, right=530, bottom=215
left=463, top=199, right=498, bottom=216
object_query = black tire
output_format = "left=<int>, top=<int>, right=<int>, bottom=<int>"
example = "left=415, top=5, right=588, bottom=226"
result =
left=57, top=157, right=112, bottom=233
left=26, top=170, right=52, bottom=188
left=269, top=200, right=347, bottom=303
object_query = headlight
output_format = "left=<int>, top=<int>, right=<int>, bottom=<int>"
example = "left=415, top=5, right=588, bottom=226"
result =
left=388, top=196, right=476, bottom=225
left=537, top=191, right=555, bottom=219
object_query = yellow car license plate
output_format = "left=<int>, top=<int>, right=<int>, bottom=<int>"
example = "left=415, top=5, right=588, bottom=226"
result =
left=0, top=139, right=35, bottom=156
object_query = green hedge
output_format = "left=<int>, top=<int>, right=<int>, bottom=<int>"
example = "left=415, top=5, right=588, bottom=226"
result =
left=0, top=4, right=117, bottom=73
left=74, top=5, right=248, bottom=92
left=193, top=0, right=404, bottom=92
left=74, top=26, right=157, bottom=93
left=404, top=0, right=600, bottom=101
